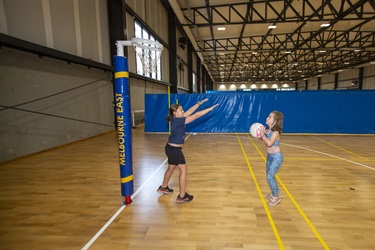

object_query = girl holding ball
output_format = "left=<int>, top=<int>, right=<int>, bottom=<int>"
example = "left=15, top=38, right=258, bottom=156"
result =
left=260, top=110, right=284, bottom=206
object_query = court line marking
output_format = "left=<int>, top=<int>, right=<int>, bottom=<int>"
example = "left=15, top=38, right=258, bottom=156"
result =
left=81, top=205, right=126, bottom=250
left=82, top=134, right=194, bottom=249
left=81, top=158, right=168, bottom=250
left=247, top=134, right=329, bottom=249
left=236, top=134, right=285, bottom=249
left=311, top=136, right=370, bottom=161
left=276, top=175, right=330, bottom=249
left=282, top=143, right=375, bottom=171
left=82, top=133, right=373, bottom=249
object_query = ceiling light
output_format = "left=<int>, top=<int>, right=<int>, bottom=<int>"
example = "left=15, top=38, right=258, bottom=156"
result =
left=219, top=52, right=225, bottom=55
left=320, top=23, right=330, bottom=27
left=250, top=84, right=257, bottom=89
left=285, top=51, right=291, bottom=54
left=319, top=50, right=326, bottom=53
left=261, top=84, right=268, bottom=89
left=217, top=27, right=226, bottom=31
left=282, top=84, right=289, bottom=88
left=268, top=25, right=277, bottom=29
left=252, top=51, right=258, bottom=55
left=354, top=49, right=361, bottom=52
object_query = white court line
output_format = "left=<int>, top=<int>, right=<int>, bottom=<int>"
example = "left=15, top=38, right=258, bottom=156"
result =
left=82, top=134, right=373, bottom=249
left=81, top=158, right=168, bottom=250
left=282, top=143, right=375, bottom=171
left=82, top=133, right=193, bottom=249
left=82, top=133, right=191, bottom=250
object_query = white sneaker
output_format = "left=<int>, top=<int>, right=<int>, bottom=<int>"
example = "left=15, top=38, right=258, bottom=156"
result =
left=268, top=196, right=281, bottom=206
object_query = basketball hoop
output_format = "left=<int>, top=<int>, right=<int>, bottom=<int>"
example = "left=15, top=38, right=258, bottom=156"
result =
left=116, top=38, right=163, bottom=74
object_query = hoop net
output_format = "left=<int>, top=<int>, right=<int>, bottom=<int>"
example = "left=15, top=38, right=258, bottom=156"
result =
left=131, top=38, right=163, bottom=74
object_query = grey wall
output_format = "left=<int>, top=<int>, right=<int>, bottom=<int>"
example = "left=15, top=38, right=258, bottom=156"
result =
left=0, top=47, right=114, bottom=162
left=0, top=0, right=175, bottom=162
left=0, top=0, right=111, bottom=65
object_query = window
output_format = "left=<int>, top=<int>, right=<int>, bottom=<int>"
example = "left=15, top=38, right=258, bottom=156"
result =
left=192, top=72, right=197, bottom=92
left=134, top=22, right=162, bottom=80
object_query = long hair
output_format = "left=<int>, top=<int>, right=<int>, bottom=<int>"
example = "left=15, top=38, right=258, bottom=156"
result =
left=270, top=110, right=284, bottom=134
left=166, top=104, right=180, bottom=122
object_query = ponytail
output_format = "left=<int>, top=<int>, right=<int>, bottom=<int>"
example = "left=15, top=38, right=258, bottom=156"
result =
left=166, top=104, right=180, bottom=122
left=166, top=114, right=171, bottom=122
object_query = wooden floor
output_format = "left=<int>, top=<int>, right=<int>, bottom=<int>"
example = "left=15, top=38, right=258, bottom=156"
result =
left=0, top=129, right=374, bottom=249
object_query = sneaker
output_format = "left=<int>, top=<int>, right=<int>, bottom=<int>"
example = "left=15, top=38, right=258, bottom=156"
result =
left=176, top=192, right=194, bottom=204
left=157, top=185, right=173, bottom=194
left=266, top=193, right=282, bottom=199
left=268, top=196, right=281, bottom=206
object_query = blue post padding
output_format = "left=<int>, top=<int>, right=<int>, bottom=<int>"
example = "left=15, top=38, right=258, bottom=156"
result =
left=114, top=56, right=128, bottom=72
left=144, top=90, right=375, bottom=134
left=114, top=55, right=133, bottom=197
left=121, top=182, right=133, bottom=196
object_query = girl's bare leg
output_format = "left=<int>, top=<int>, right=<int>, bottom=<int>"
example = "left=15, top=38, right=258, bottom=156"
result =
left=162, top=164, right=176, bottom=187
left=177, top=164, right=187, bottom=196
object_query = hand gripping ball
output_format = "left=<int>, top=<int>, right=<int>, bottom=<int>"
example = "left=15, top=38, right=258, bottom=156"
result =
left=249, top=122, right=265, bottom=138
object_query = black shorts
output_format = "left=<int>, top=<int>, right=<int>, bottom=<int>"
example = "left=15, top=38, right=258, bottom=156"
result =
left=165, top=143, right=186, bottom=165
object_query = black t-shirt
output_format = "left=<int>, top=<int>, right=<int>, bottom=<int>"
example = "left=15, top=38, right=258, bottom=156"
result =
left=168, top=117, right=186, bottom=144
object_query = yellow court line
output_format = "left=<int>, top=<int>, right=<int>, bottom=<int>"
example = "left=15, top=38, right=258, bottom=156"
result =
left=248, top=134, right=329, bottom=250
left=236, top=134, right=284, bottom=250
left=312, top=136, right=369, bottom=161
left=276, top=177, right=329, bottom=250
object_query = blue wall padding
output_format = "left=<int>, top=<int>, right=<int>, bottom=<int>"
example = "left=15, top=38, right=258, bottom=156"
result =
left=144, top=90, right=375, bottom=134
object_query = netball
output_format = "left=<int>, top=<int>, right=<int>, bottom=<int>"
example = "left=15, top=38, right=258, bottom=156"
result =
left=249, top=122, right=265, bottom=138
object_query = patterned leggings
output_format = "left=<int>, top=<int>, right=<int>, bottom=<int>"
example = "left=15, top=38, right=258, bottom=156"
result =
left=266, top=152, right=284, bottom=196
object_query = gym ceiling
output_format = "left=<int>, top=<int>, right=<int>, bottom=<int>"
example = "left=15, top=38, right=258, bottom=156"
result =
left=169, top=0, right=375, bottom=84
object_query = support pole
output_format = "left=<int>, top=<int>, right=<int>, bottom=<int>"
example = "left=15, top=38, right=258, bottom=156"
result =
left=114, top=55, right=134, bottom=205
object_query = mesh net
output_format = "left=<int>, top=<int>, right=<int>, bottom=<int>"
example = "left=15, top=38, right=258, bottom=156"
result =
left=132, top=38, right=163, bottom=74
